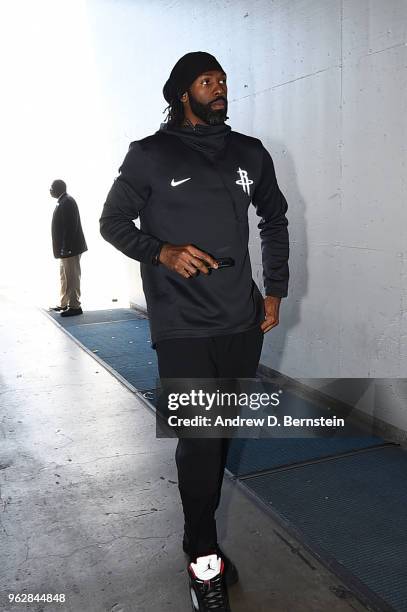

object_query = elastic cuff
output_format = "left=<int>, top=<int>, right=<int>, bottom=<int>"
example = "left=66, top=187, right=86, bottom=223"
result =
left=264, top=286, right=288, bottom=298
left=151, top=241, right=166, bottom=266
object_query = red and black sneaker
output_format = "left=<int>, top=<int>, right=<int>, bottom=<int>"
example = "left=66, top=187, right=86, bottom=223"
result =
left=188, top=553, right=232, bottom=611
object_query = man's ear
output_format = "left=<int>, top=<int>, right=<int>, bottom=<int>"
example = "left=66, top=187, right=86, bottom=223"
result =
left=180, top=91, right=188, bottom=103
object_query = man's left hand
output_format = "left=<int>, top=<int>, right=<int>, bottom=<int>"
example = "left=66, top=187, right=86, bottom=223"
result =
left=261, top=296, right=282, bottom=333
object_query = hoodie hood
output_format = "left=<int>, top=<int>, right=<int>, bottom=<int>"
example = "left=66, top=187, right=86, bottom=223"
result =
left=158, top=121, right=232, bottom=160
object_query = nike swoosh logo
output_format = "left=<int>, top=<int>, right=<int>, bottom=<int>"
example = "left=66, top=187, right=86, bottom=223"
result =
left=171, top=177, right=191, bottom=187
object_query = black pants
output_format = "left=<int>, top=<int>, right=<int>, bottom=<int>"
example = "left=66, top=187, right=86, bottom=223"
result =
left=155, top=325, right=264, bottom=561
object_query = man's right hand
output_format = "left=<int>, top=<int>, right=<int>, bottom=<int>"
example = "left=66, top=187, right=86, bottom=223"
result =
left=159, top=244, right=219, bottom=278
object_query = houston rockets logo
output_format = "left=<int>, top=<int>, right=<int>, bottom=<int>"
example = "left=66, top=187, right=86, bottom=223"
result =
left=235, top=167, right=253, bottom=195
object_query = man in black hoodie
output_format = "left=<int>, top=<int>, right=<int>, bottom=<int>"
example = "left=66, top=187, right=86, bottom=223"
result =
left=100, top=52, right=289, bottom=612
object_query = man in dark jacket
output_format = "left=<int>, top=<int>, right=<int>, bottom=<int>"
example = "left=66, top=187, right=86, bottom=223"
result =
left=100, top=52, right=289, bottom=612
left=50, top=179, right=88, bottom=317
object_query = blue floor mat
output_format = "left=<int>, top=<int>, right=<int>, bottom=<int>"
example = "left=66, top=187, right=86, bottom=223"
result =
left=226, top=436, right=386, bottom=476
left=244, top=445, right=407, bottom=611
left=48, top=309, right=159, bottom=391
left=47, top=307, right=145, bottom=326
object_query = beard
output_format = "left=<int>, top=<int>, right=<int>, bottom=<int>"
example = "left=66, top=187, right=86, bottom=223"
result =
left=188, top=89, right=228, bottom=126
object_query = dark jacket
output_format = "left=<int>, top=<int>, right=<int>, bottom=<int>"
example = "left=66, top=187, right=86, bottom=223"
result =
left=100, top=123, right=289, bottom=347
left=51, top=193, right=88, bottom=258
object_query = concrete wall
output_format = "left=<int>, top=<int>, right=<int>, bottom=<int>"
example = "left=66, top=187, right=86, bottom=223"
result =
left=83, top=1, right=407, bottom=432
left=83, top=0, right=407, bottom=377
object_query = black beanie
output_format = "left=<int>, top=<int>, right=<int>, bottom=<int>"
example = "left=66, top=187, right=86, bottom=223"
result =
left=163, top=51, right=225, bottom=104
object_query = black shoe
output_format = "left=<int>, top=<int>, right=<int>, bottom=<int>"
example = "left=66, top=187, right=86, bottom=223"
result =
left=60, top=307, right=83, bottom=317
left=188, top=554, right=231, bottom=611
left=183, top=534, right=239, bottom=587
left=49, top=305, right=68, bottom=312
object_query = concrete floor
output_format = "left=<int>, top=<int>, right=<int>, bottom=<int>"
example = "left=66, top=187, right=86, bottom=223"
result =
left=0, top=294, right=370, bottom=612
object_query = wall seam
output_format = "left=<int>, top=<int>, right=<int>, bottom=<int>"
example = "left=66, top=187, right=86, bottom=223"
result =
left=338, top=0, right=344, bottom=375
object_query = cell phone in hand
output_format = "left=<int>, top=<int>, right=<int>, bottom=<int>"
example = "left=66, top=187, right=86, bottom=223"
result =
left=215, top=257, right=235, bottom=268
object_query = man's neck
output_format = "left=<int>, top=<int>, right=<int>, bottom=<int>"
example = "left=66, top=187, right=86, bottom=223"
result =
left=181, top=116, right=208, bottom=129
left=181, top=118, right=196, bottom=129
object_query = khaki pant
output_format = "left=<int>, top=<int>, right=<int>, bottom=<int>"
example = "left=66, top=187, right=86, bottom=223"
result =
left=60, top=254, right=82, bottom=309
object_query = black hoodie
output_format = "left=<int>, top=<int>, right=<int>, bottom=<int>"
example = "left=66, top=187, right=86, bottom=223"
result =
left=100, top=122, right=289, bottom=348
